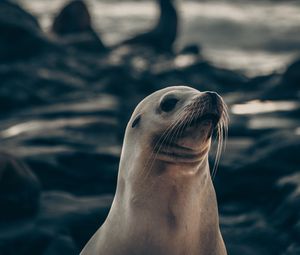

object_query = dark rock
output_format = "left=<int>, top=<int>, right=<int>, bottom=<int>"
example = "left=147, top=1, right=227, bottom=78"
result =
left=0, top=152, right=40, bottom=220
left=60, top=32, right=107, bottom=53
left=52, top=0, right=91, bottom=36
left=39, top=192, right=112, bottom=250
left=0, top=1, right=52, bottom=62
left=283, top=58, right=300, bottom=90
left=179, top=44, right=201, bottom=55
left=215, top=129, right=300, bottom=254
left=226, top=244, right=259, bottom=255
left=0, top=192, right=112, bottom=255
left=26, top=150, right=119, bottom=195
left=272, top=173, right=300, bottom=248
left=0, top=228, right=54, bottom=255
left=217, top=130, right=300, bottom=204
left=51, top=0, right=106, bottom=52
left=43, top=234, right=78, bottom=255
left=154, top=61, right=248, bottom=93
left=0, top=64, right=95, bottom=113
left=284, top=243, right=300, bottom=255
left=258, top=59, right=300, bottom=100
left=246, top=73, right=281, bottom=93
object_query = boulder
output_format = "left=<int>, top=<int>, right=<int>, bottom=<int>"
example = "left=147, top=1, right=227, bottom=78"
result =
left=0, top=152, right=41, bottom=220
left=51, top=0, right=106, bottom=52
left=283, top=58, right=300, bottom=90
left=0, top=1, right=51, bottom=62
left=0, top=192, right=112, bottom=254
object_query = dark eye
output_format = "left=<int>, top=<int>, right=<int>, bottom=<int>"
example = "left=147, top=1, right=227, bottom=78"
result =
left=131, top=115, right=141, bottom=128
left=160, top=97, right=179, bottom=112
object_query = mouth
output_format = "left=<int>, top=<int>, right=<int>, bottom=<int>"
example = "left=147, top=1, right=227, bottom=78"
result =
left=152, top=113, right=219, bottom=164
left=187, top=113, right=220, bottom=128
left=154, top=141, right=209, bottom=164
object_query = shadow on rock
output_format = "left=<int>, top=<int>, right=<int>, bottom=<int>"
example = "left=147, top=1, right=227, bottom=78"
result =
left=0, top=1, right=56, bottom=63
left=0, top=191, right=112, bottom=255
left=0, top=152, right=40, bottom=220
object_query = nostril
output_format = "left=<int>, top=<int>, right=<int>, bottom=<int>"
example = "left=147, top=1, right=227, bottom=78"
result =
left=205, top=91, right=218, bottom=105
left=205, top=91, right=218, bottom=99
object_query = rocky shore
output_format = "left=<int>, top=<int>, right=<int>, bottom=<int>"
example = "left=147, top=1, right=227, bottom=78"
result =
left=0, top=1, right=299, bottom=254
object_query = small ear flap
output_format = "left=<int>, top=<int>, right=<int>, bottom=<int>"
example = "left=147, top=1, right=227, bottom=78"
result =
left=131, top=115, right=141, bottom=128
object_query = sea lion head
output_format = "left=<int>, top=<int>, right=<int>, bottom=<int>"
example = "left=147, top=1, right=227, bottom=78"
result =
left=122, top=86, right=228, bottom=178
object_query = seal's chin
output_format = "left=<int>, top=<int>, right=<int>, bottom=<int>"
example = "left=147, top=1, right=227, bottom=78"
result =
left=154, top=142, right=209, bottom=165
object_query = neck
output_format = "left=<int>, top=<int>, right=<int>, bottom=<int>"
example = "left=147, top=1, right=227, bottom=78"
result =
left=110, top=155, right=221, bottom=254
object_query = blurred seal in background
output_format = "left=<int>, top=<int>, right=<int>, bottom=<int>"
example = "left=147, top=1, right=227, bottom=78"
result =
left=117, top=0, right=178, bottom=53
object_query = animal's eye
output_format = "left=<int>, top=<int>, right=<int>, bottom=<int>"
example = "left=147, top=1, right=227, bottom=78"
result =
left=160, top=97, right=179, bottom=112
left=131, top=115, right=141, bottom=128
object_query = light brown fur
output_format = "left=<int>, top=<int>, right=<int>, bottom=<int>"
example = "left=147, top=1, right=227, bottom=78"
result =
left=81, top=86, right=227, bottom=255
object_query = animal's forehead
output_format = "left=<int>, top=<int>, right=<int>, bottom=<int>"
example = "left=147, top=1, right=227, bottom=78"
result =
left=145, top=86, right=200, bottom=102
left=132, top=86, right=201, bottom=115
left=154, top=86, right=200, bottom=95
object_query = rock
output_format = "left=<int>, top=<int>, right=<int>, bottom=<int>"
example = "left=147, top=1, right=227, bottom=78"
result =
left=39, top=191, right=113, bottom=250
left=215, top=130, right=300, bottom=254
left=0, top=1, right=52, bottom=62
left=179, top=44, right=201, bottom=55
left=272, top=172, right=300, bottom=251
left=284, top=243, right=300, bottom=255
left=0, top=228, right=54, bottom=255
left=0, top=152, right=40, bottom=220
left=226, top=244, right=258, bottom=255
left=51, top=0, right=106, bottom=52
left=60, top=32, right=107, bottom=53
left=258, top=59, right=300, bottom=100
left=52, top=0, right=91, bottom=36
left=154, top=61, right=248, bottom=93
left=26, top=150, right=119, bottom=195
left=283, top=58, right=300, bottom=90
left=0, top=66, right=87, bottom=112
left=43, top=234, right=78, bottom=255
left=0, top=192, right=112, bottom=255
left=252, top=131, right=300, bottom=174
left=217, top=130, right=300, bottom=204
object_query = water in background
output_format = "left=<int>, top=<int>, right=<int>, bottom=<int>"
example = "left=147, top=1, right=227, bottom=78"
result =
left=18, top=0, right=300, bottom=76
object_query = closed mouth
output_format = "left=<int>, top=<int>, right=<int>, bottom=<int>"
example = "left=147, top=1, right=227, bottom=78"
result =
left=153, top=133, right=209, bottom=164
left=187, top=113, right=220, bottom=128
left=155, top=143, right=208, bottom=163
left=152, top=109, right=222, bottom=164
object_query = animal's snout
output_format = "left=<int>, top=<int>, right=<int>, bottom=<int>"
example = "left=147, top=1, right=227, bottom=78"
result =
left=205, top=91, right=220, bottom=106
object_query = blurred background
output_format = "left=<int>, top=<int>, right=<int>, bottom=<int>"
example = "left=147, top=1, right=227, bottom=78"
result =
left=0, top=0, right=299, bottom=254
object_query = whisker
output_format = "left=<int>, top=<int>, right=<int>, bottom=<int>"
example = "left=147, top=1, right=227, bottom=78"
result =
left=211, top=100, right=229, bottom=179
left=139, top=107, right=188, bottom=182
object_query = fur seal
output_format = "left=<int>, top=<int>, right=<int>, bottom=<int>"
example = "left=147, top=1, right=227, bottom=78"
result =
left=118, top=0, right=178, bottom=53
left=81, top=86, right=228, bottom=255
